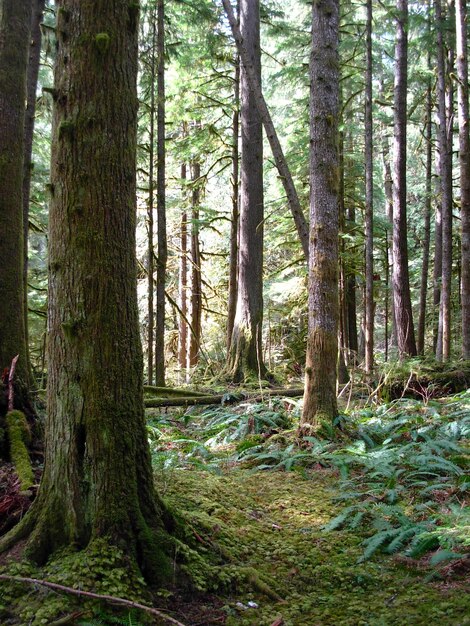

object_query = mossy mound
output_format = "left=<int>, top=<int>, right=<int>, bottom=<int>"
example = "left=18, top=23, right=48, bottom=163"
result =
left=164, top=469, right=470, bottom=625
left=5, top=411, right=33, bottom=492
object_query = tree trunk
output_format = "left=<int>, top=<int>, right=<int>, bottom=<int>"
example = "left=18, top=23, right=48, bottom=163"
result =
left=227, top=0, right=267, bottom=383
left=221, top=0, right=309, bottom=261
left=364, top=0, right=374, bottom=374
left=155, top=0, right=167, bottom=386
left=0, top=0, right=33, bottom=400
left=382, top=130, right=398, bottom=350
left=435, top=0, right=453, bottom=361
left=147, top=6, right=156, bottom=385
left=189, top=160, right=202, bottom=368
left=0, top=0, right=173, bottom=581
left=417, top=68, right=433, bottom=355
left=227, top=44, right=240, bottom=353
left=456, top=0, right=470, bottom=358
left=301, top=0, right=339, bottom=429
left=392, top=0, right=417, bottom=358
left=22, top=0, right=45, bottom=382
left=345, top=202, right=358, bottom=361
left=178, top=162, right=188, bottom=373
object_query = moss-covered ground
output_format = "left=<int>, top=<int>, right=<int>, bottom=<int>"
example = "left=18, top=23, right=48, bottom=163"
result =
left=0, top=391, right=469, bottom=625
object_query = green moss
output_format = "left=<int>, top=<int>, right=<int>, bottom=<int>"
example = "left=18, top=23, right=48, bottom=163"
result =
left=94, top=32, right=111, bottom=54
left=5, top=410, right=33, bottom=492
left=58, top=120, right=75, bottom=140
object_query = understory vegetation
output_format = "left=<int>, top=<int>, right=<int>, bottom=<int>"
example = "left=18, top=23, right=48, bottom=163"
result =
left=2, top=383, right=468, bottom=625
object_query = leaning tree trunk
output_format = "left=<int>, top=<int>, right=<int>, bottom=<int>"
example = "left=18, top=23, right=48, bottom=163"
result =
left=456, top=0, right=470, bottom=359
left=364, top=0, right=374, bottom=374
left=0, top=0, right=173, bottom=580
left=227, top=0, right=267, bottom=383
left=155, top=0, right=167, bottom=386
left=392, top=0, right=417, bottom=358
left=0, top=0, right=33, bottom=403
left=221, top=0, right=309, bottom=261
left=301, top=0, right=339, bottom=429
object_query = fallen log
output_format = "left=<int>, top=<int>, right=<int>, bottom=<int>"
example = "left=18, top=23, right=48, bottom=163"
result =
left=145, top=388, right=304, bottom=408
left=143, top=385, right=209, bottom=398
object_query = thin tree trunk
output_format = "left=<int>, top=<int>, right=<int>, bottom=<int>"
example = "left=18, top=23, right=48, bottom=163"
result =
left=382, top=131, right=398, bottom=349
left=22, top=0, right=45, bottom=381
left=155, top=0, right=167, bottom=386
left=417, top=68, right=433, bottom=355
left=147, top=7, right=156, bottom=385
left=364, top=0, right=374, bottom=374
left=221, top=0, right=309, bottom=261
left=346, top=202, right=358, bottom=360
left=189, top=160, right=202, bottom=368
left=435, top=0, right=453, bottom=361
left=456, top=0, right=470, bottom=358
left=227, top=0, right=267, bottom=382
left=0, top=0, right=33, bottom=398
left=392, top=0, right=417, bottom=358
left=178, top=162, right=188, bottom=373
left=301, top=0, right=339, bottom=429
left=227, top=42, right=240, bottom=352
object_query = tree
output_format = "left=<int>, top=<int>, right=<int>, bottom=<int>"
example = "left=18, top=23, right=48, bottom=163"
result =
left=0, top=0, right=33, bottom=401
left=391, top=0, right=417, bottom=358
left=227, top=0, right=267, bottom=382
left=455, top=0, right=470, bottom=359
left=0, top=0, right=172, bottom=577
left=189, top=158, right=202, bottom=367
left=301, top=0, right=340, bottom=429
left=364, top=0, right=374, bottom=374
left=155, top=0, right=167, bottom=386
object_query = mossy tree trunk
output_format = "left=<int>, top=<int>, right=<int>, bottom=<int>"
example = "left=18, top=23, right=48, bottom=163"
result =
left=0, top=0, right=172, bottom=580
left=391, top=0, right=417, bottom=358
left=227, top=0, right=267, bottom=383
left=0, top=0, right=33, bottom=403
left=301, top=0, right=340, bottom=429
left=189, top=158, right=202, bottom=367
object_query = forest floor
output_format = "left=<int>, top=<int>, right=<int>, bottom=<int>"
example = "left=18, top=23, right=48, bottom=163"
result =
left=1, top=385, right=469, bottom=625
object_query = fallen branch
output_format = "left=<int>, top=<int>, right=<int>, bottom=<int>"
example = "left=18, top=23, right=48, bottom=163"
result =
left=145, top=388, right=304, bottom=408
left=8, top=355, right=19, bottom=412
left=0, top=575, right=187, bottom=626
left=144, top=385, right=209, bottom=398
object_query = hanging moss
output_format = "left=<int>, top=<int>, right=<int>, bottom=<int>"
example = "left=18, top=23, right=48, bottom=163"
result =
left=94, top=33, right=111, bottom=54
left=5, top=410, right=34, bottom=492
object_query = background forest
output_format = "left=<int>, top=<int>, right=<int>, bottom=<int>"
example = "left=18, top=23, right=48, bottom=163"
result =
left=0, top=0, right=469, bottom=624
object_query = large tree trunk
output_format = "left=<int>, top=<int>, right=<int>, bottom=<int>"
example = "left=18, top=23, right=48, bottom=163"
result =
left=301, top=0, right=339, bottom=429
left=22, top=0, right=45, bottom=382
left=227, top=45, right=240, bottom=353
left=435, top=0, right=454, bottom=361
left=0, top=0, right=33, bottom=401
left=0, top=0, right=172, bottom=580
left=178, top=162, right=188, bottom=374
left=147, top=6, right=156, bottom=385
left=364, top=0, right=374, bottom=374
left=392, top=0, right=417, bottom=358
left=155, top=0, right=167, bottom=386
left=189, top=160, right=202, bottom=368
left=456, top=0, right=470, bottom=359
left=417, top=67, right=433, bottom=355
left=221, top=0, right=309, bottom=261
left=227, top=0, right=267, bottom=382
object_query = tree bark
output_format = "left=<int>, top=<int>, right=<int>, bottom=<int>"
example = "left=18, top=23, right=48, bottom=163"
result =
left=435, top=0, right=454, bottom=361
left=22, top=0, right=45, bottom=381
left=178, top=162, right=188, bottom=373
left=147, top=6, right=156, bottom=385
left=301, top=0, right=339, bottom=429
left=392, top=0, right=417, bottom=358
left=189, top=160, right=202, bottom=368
left=227, top=44, right=240, bottom=353
left=417, top=66, right=433, bottom=355
left=364, top=0, right=374, bottom=374
left=227, top=0, right=267, bottom=383
left=0, top=0, right=33, bottom=399
left=221, top=0, right=309, bottom=261
left=155, top=0, right=167, bottom=386
left=456, top=0, right=470, bottom=358
left=0, top=0, right=173, bottom=580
